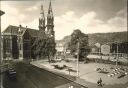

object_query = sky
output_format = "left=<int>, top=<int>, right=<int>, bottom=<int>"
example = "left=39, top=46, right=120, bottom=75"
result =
left=0, top=0, right=127, bottom=40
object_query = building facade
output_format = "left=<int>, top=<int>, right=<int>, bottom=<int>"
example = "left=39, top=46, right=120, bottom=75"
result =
left=0, top=10, right=5, bottom=61
left=2, top=1, right=55, bottom=60
left=2, top=25, right=39, bottom=60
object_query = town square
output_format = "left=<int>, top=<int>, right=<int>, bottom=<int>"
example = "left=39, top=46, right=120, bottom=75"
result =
left=0, top=0, right=128, bottom=88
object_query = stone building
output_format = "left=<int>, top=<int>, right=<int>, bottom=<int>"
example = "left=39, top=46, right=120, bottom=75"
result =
left=2, top=1, right=55, bottom=60
left=2, top=25, right=38, bottom=60
left=110, top=42, right=128, bottom=57
left=0, top=10, right=5, bottom=61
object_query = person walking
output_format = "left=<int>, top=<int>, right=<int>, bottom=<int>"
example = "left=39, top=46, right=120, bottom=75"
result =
left=97, top=78, right=103, bottom=87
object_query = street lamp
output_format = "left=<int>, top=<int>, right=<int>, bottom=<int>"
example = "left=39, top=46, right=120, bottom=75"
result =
left=100, top=44, right=102, bottom=59
left=77, top=39, right=80, bottom=77
left=116, top=42, right=118, bottom=66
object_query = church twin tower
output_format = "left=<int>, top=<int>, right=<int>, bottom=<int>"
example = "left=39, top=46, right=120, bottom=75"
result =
left=39, top=1, right=54, bottom=37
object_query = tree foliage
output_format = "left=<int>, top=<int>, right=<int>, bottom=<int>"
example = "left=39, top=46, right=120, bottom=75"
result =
left=32, top=31, right=56, bottom=61
left=68, top=29, right=90, bottom=61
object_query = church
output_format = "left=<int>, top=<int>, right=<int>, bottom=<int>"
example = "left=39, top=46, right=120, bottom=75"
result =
left=2, top=1, right=55, bottom=60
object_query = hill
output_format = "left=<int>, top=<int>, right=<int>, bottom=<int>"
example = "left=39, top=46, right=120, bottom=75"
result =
left=56, top=31, right=128, bottom=46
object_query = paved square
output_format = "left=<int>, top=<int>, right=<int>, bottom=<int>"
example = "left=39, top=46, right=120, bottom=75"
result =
left=32, top=60, right=128, bottom=86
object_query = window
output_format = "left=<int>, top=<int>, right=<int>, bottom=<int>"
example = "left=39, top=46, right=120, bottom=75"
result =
left=19, top=44, right=22, bottom=50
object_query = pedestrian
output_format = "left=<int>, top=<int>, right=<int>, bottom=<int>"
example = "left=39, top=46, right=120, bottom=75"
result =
left=97, top=78, right=103, bottom=87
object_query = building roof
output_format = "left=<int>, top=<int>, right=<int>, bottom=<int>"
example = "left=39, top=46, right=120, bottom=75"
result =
left=0, top=10, right=5, bottom=16
left=3, top=25, right=19, bottom=35
left=3, top=25, right=39, bottom=37
left=27, top=29, right=39, bottom=37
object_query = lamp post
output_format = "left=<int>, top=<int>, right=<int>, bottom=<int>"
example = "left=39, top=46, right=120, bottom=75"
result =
left=116, top=42, right=118, bottom=66
left=77, top=39, right=80, bottom=77
left=100, top=44, right=102, bottom=59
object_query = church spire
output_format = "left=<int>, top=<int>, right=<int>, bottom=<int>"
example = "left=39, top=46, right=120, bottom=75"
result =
left=39, top=4, right=45, bottom=31
left=40, top=5, right=45, bottom=17
left=47, top=0, right=54, bottom=19
left=46, top=0, right=54, bottom=37
left=48, top=0, right=52, bottom=13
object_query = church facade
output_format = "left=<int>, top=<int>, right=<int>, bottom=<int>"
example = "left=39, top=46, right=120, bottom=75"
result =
left=2, top=1, right=55, bottom=60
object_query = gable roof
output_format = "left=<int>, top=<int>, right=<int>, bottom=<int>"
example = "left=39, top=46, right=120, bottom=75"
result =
left=3, top=25, right=19, bottom=35
left=3, top=25, right=39, bottom=37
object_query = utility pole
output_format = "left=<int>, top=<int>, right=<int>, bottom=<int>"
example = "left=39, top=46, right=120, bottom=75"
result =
left=116, top=43, right=118, bottom=66
left=77, top=40, right=80, bottom=77
left=100, top=44, right=102, bottom=59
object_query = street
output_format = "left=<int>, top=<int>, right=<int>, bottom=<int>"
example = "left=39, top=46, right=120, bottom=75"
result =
left=2, top=62, right=87, bottom=88
left=2, top=72, right=23, bottom=88
left=0, top=60, right=128, bottom=88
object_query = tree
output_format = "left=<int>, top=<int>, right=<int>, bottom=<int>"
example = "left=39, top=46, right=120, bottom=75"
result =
left=32, top=30, right=56, bottom=61
left=68, top=29, right=90, bottom=61
left=43, top=36, right=56, bottom=62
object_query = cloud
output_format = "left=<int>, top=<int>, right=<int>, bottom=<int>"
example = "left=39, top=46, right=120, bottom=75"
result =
left=1, top=0, right=127, bottom=40
left=24, top=18, right=39, bottom=30
left=1, top=3, right=19, bottom=30
left=54, top=11, right=99, bottom=40
left=1, top=1, right=40, bottom=30
left=25, top=6, right=38, bottom=11
left=54, top=10, right=127, bottom=40
left=1, top=1, right=42, bottom=23
left=117, top=7, right=127, bottom=17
